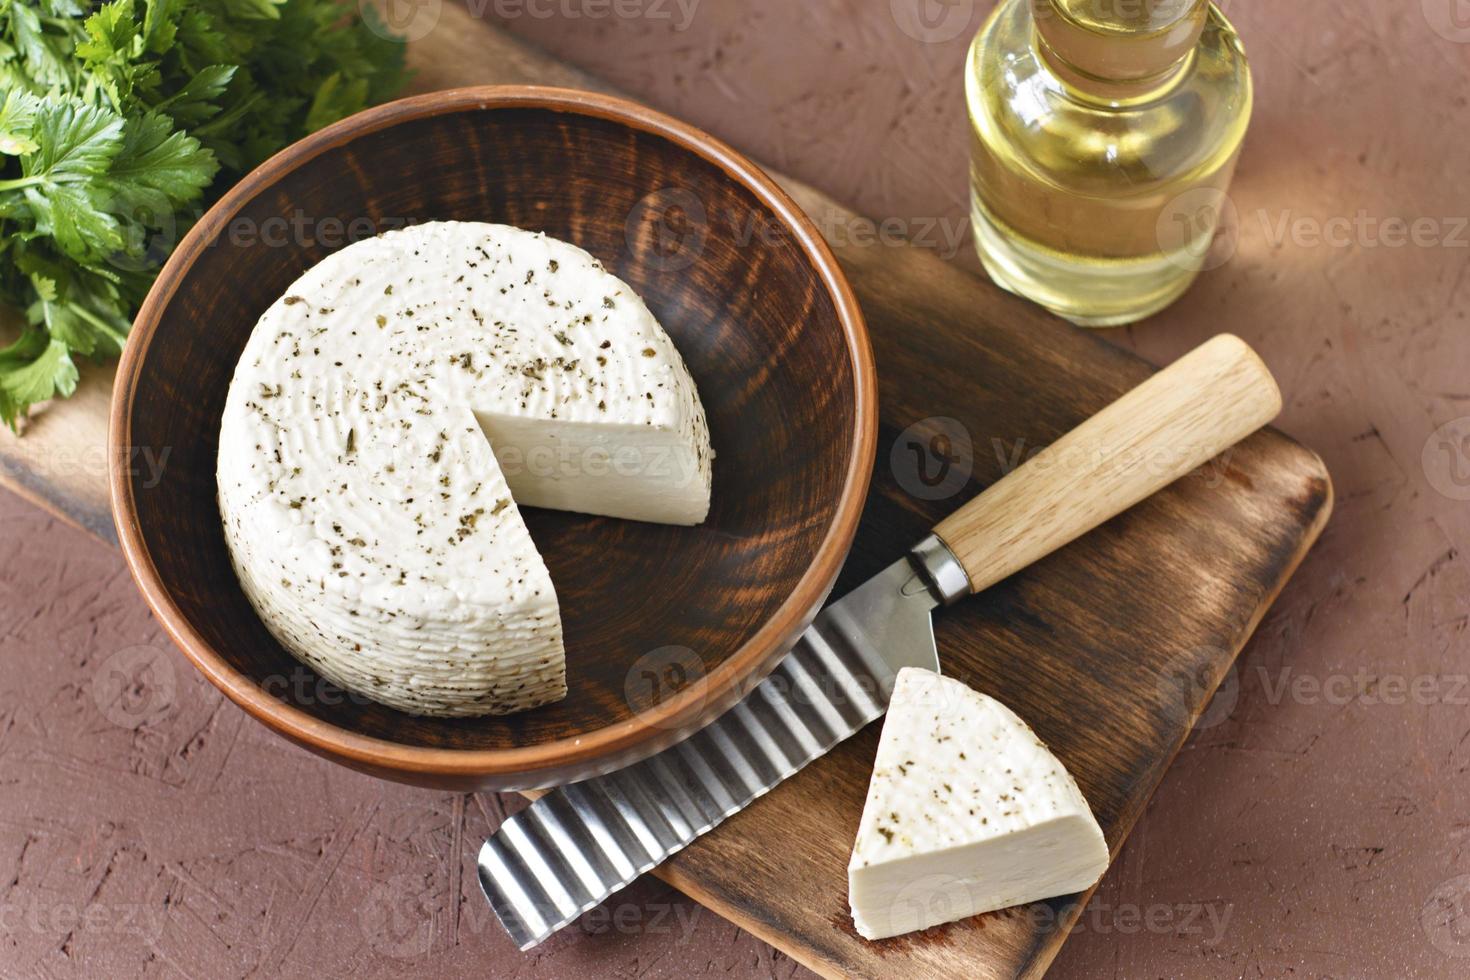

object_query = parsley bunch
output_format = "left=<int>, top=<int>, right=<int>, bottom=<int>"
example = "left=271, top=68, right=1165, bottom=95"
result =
left=0, top=0, right=406, bottom=428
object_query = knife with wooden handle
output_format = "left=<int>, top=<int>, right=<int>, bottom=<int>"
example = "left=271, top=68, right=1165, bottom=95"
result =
left=478, top=334, right=1281, bottom=949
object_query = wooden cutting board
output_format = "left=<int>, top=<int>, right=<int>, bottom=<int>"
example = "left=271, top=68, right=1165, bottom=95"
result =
left=0, top=12, right=1331, bottom=980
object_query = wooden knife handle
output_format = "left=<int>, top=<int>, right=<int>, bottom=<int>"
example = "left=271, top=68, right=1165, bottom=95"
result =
left=933, top=334, right=1282, bottom=594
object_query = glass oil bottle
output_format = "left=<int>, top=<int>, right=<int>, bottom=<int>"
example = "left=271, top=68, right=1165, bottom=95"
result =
left=966, top=0, right=1252, bottom=326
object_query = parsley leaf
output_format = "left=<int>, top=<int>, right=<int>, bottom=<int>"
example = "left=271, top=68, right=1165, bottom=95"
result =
left=25, top=101, right=127, bottom=183
left=0, top=90, right=41, bottom=155
left=106, top=111, right=217, bottom=216
left=0, top=329, right=78, bottom=421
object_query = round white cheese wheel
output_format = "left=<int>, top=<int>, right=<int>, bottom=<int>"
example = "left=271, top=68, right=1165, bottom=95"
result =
left=217, top=221, right=711, bottom=717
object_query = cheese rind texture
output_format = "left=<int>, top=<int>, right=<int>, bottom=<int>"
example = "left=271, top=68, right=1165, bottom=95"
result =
left=847, top=667, right=1109, bottom=940
left=217, top=221, right=712, bottom=717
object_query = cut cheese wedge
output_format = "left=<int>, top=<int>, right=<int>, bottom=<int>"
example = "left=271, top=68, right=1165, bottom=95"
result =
left=847, top=668, right=1109, bottom=940
left=217, top=221, right=711, bottom=717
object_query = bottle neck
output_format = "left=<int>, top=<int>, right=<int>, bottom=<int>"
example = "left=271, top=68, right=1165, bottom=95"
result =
left=1030, top=0, right=1208, bottom=103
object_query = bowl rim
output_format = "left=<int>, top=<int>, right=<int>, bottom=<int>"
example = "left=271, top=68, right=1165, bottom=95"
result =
left=109, top=85, right=877, bottom=782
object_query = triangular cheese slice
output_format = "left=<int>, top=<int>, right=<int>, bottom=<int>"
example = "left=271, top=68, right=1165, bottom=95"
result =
left=847, top=668, right=1109, bottom=940
left=218, top=222, right=710, bottom=717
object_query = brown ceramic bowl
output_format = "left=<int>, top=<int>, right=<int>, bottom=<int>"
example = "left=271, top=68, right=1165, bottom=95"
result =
left=109, top=87, right=875, bottom=791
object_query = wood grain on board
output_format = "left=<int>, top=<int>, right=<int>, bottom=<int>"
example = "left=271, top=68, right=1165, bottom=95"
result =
left=0, top=10, right=1331, bottom=980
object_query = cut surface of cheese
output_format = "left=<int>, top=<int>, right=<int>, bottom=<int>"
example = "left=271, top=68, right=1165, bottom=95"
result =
left=847, top=667, right=1109, bottom=940
left=217, top=221, right=711, bottom=717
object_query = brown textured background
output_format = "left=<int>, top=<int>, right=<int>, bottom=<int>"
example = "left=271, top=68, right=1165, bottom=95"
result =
left=3, top=1, right=1469, bottom=977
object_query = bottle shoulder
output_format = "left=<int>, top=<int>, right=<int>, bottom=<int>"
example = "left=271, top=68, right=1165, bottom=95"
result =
left=967, top=1, right=1252, bottom=191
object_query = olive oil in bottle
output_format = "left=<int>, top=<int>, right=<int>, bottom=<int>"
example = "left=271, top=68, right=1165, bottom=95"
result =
left=966, top=0, right=1251, bottom=326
